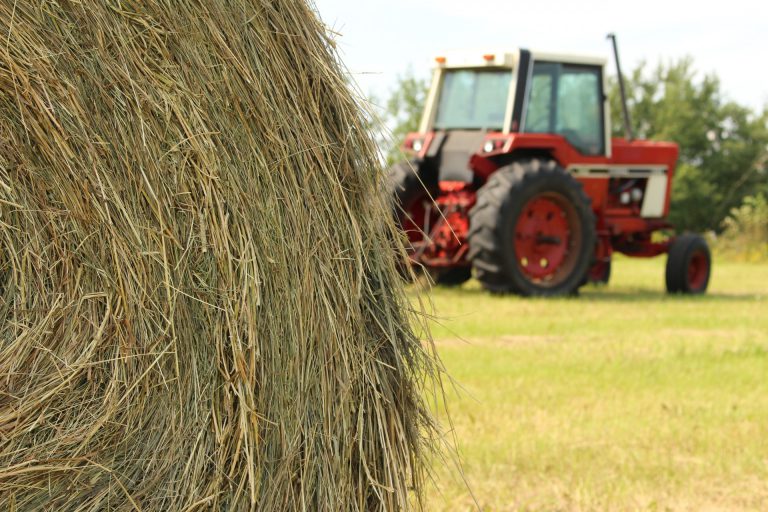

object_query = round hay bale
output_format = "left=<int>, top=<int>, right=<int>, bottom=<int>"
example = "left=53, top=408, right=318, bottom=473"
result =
left=0, top=1, right=437, bottom=510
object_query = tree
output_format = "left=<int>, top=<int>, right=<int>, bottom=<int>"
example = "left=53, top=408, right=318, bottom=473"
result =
left=381, top=68, right=429, bottom=166
left=718, top=193, right=768, bottom=261
left=608, top=58, right=768, bottom=232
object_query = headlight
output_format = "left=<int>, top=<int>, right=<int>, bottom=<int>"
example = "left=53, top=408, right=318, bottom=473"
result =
left=620, top=191, right=631, bottom=205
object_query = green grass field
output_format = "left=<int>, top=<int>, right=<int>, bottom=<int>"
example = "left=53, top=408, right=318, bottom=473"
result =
left=418, top=257, right=768, bottom=511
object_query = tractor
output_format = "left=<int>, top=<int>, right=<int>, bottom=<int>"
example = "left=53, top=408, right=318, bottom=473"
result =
left=389, top=37, right=712, bottom=296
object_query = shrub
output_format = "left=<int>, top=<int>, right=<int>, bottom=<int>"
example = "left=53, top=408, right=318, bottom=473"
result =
left=716, top=194, right=768, bottom=262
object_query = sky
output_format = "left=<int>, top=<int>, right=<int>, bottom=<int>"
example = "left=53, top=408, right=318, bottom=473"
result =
left=312, top=0, right=768, bottom=112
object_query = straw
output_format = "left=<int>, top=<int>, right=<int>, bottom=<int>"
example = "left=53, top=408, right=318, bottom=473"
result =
left=0, top=1, right=438, bottom=510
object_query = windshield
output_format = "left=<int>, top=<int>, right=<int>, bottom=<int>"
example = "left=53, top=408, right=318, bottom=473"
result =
left=434, top=69, right=513, bottom=130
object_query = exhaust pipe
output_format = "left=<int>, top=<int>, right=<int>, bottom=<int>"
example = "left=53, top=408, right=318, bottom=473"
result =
left=607, top=33, right=634, bottom=142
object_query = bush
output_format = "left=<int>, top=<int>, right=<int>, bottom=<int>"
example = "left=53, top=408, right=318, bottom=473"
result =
left=716, top=194, right=768, bottom=261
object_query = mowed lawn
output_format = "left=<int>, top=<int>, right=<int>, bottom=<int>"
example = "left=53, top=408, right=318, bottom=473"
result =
left=417, top=257, right=768, bottom=511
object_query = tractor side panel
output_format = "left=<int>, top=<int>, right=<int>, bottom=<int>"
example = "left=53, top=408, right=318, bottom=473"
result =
left=575, top=178, right=609, bottom=213
left=608, top=139, right=679, bottom=219
left=640, top=175, right=669, bottom=217
left=477, top=133, right=679, bottom=218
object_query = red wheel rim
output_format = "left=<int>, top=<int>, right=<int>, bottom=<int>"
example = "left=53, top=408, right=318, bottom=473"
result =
left=514, top=192, right=582, bottom=286
left=687, top=250, right=709, bottom=291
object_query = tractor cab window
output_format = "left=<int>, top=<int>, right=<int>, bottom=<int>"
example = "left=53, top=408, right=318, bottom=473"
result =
left=523, top=62, right=605, bottom=155
left=434, top=69, right=513, bottom=131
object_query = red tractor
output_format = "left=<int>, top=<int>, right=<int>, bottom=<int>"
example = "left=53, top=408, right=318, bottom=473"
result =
left=389, top=38, right=712, bottom=296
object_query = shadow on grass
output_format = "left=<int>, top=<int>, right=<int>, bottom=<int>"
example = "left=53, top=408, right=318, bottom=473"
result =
left=579, top=288, right=763, bottom=303
left=421, top=283, right=763, bottom=303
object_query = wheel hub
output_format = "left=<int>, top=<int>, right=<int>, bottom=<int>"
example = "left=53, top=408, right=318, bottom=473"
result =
left=514, top=195, right=577, bottom=281
left=688, top=250, right=709, bottom=291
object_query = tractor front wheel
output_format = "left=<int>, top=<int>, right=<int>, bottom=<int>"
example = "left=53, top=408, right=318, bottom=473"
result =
left=468, top=159, right=596, bottom=296
left=665, top=234, right=711, bottom=294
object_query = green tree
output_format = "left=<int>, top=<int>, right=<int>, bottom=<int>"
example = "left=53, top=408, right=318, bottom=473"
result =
left=608, top=58, right=768, bottom=232
left=382, top=68, right=429, bottom=165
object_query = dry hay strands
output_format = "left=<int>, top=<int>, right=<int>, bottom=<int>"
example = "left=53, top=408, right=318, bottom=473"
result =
left=0, top=1, right=441, bottom=510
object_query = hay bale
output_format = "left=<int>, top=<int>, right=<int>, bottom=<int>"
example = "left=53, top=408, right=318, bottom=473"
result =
left=0, top=1, right=437, bottom=509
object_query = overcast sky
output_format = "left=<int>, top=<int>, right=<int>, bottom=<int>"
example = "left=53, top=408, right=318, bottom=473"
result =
left=312, top=0, right=767, bottom=112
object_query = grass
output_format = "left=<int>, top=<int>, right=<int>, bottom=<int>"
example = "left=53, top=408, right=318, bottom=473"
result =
left=419, top=256, right=768, bottom=511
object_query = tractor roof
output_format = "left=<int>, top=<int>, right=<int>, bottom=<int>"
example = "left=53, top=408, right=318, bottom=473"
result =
left=434, top=49, right=607, bottom=69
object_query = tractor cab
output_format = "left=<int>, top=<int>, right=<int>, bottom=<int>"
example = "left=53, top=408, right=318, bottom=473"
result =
left=391, top=47, right=710, bottom=297
left=404, top=50, right=610, bottom=173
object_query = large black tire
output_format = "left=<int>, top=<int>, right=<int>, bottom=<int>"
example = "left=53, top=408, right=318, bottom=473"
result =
left=468, top=159, right=596, bottom=296
left=388, top=160, right=426, bottom=214
left=387, top=160, right=436, bottom=280
left=665, top=234, right=711, bottom=294
left=389, top=161, right=472, bottom=287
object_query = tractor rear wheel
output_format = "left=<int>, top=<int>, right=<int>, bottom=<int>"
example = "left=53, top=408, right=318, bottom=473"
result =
left=389, top=160, right=431, bottom=215
left=387, top=160, right=437, bottom=279
left=468, top=159, right=596, bottom=296
left=665, top=234, right=711, bottom=294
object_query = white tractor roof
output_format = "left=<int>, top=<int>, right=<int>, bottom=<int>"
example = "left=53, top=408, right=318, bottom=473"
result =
left=434, top=49, right=607, bottom=69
